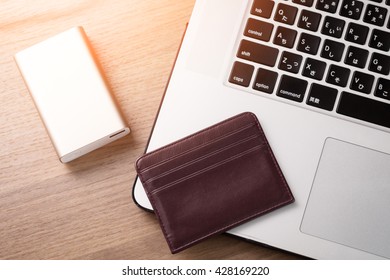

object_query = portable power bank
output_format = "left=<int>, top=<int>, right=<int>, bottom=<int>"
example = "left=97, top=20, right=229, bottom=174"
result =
left=14, top=27, right=130, bottom=163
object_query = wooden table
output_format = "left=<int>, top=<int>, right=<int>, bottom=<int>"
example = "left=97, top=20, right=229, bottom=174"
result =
left=0, top=0, right=303, bottom=259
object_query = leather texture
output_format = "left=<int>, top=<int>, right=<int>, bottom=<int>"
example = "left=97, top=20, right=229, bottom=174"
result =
left=136, top=112, right=294, bottom=253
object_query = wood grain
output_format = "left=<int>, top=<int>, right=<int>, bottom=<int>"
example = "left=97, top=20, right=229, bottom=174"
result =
left=0, top=0, right=304, bottom=259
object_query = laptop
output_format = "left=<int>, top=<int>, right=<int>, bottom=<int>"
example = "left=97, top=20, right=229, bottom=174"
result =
left=133, top=0, right=390, bottom=259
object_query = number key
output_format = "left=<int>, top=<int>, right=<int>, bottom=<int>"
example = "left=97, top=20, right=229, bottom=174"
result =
left=340, top=0, right=364, bottom=20
left=363, top=4, right=388, bottom=27
left=316, top=0, right=340, bottom=13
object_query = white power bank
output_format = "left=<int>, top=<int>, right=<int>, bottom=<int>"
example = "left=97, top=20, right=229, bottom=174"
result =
left=15, top=27, right=130, bottom=163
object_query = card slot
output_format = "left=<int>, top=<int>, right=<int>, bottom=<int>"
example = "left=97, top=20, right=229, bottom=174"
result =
left=139, top=122, right=258, bottom=174
left=148, top=144, right=265, bottom=195
left=144, top=134, right=260, bottom=184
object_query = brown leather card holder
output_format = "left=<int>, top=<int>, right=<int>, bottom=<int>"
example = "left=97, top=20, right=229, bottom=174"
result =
left=135, top=112, right=294, bottom=253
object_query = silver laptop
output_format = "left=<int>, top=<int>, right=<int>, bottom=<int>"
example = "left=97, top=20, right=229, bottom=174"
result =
left=133, top=0, right=390, bottom=259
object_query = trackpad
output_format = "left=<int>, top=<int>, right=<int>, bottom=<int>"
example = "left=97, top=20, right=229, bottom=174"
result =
left=301, top=138, right=390, bottom=258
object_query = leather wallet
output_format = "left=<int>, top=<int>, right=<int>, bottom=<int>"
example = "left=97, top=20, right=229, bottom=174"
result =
left=135, top=112, right=294, bottom=253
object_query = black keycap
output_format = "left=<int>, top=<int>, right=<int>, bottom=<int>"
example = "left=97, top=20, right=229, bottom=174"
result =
left=337, top=91, right=390, bottom=128
left=307, top=83, right=338, bottom=111
left=344, top=46, right=369, bottom=69
left=251, top=0, right=275, bottom=19
left=237, top=40, right=279, bottom=67
left=321, top=39, right=345, bottom=62
left=297, top=32, right=321, bottom=55
left=369, top=52, right=390, bottom=75
left=370, top=0, right=383, bottom=3
left=363, top=4, right=388, bottom=27
left=274, top=3, right=298, bottom=25
left=316, top=0, right=340, bottom=13
left=293, top=0, right=314, bottom=7
left=302, top=58, right=327, bottom=80
left=229, top=61, right=254, bottom=87
left=273, top=26, right=298, bottom=48
left=350, top=71, right=375, bottom=94
left=374, top=78, right=390, bottom=100
left=321, top=16, right=346, bottom=38
left=253, top=68, right=278, bottom=94
left=345, top=22, right=369, bottom=45
left=276, top=75, right=308, bottom=102
left=297, top=9, right=322, bottom=31
left=369, top=29, right=390, bottom=51
left=339, top=0, right=364, bottom=20
left=278, top=51, right=303, bottom=73
left=326, top=64, right=351, bottom=87
left=244, top=18, right=274, bottom=42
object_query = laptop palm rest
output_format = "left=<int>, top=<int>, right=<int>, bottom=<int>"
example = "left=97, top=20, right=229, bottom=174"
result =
left=301, top=138, right=390, bottom=258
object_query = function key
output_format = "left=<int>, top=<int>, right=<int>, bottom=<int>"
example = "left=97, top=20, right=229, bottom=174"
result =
left=363, top=4, right=388, bottom=27
left=278, top=51, right=303, bottom=74
left=276, top=75, right=308, bottom=102
left=350, top=71, right=375, bottom=94
left=345, top=22, right=369, bottom=45
left=229, top=61, right=254, bottom=87
left=237, top=40, right=279, bottom=67
left=244, top=18, right=274, bottom=42
left=374, top=78, right=390, bottom=100
left=321, top=39, right=345, bottom=62
left=345, top=46, right=369, bottom=69
left=302, top=58, right=327, bottom=80
left=369, top=53, right=390, bottom=75
left=297, top=32, right=321, bottom=55
left=321, top=16, right=345, bottom=38
left=369, top=29, right=390, bottom=51
left=253, top=68, right=278, bottom=94
left=307, top=83, right=338, bottom=111
left=251, top=0, right=275, bottom=19
left=274, top=3, right=298, bottom=25
left=297, top=10, right=322, bottom=32
left=273, top=26, right=298, bottom=48
left=316, top=0, right=340, bottom=14
left=339, top=0, right=364, bottom=20
left=293, top=0, right=314, bottom=7
left=326, top=64, right=351, bottom=87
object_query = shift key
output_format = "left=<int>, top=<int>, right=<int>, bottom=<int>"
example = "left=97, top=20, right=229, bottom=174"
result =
left=237, top=39, right=279, bottom=67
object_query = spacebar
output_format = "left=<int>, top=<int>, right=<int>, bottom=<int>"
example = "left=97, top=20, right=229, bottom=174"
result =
left=337, top=92, right=390, bottom=128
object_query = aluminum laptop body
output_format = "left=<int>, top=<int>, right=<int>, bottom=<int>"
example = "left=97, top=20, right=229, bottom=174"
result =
left=133, top=0, right=390, bottom=259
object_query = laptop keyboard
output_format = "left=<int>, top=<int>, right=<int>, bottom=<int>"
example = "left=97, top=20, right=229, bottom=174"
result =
left=228, top=0, right=390, bottom=130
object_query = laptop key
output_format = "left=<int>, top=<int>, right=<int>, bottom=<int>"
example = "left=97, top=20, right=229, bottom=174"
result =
left=374, top=78, right=390, bottom=100
left=237, top=40, right=279, bottom=67
left=339, top=0, right=363, bottom=20
left=244, top=18, right=274, bottom=42
left=293, top=0, right=314, bottom=7
left=297, top=10, right=322, bottom=31
left=276, top=75, right=308, bottom=102
left=350, top=71, right=375, bottom=94
left=345, top=22, right=369, bottom=45
left=344, top=46, right=369, bottom=69
left=273, top=26, right=297, bottom=48
left=321, top=16, right=345, bottom=38
left=302, top=58, right=327, bottom=80
left=368, top=53, right=390, bottom=75
left=369, top=29, right=390, bottom=51
left=253, top=68, right=278, bottom=94
left=316, top=0, right=340, bottom=14
left=297, top=32, right=321, bottom=55
left=321, top=39, right=345, bottom=62
left=363, top=4, right=388, bottom=27
left=274, top=3, right=298, bottom=25
left=278, top=51, right=303, bottom=74
left=337, top=92, right=390, bottom=128
left=229, top=61, right=254, bottom=87
left=307, top=83, right=338, bottom=111
left=326, top=65, right=350, bottom=87
left=251, top=0, right=275, bottom=19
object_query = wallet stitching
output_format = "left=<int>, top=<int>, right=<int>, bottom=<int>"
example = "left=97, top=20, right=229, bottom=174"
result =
left=137, top=114, right=255, bottom=173
left=148, top=144, right=265, bottom=195
left=137, top=112, right=294, bottom=253
left=144, top=133, right=260, bottom=184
